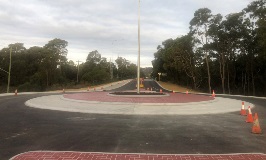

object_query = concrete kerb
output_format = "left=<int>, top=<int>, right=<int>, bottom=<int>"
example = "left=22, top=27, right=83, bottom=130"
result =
left=25, top=94, right=254, bottom=115
left=107, top=92, right=170, bottom=98
left=9, top=151, right=266, bottom=160
left=60, top=94, right=219, bottom=106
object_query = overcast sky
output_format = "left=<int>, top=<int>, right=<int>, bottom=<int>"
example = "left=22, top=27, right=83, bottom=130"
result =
left=0, top=0, right=252, bottom=67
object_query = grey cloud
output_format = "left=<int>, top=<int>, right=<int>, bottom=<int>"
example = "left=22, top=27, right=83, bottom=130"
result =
left=0, top=0, right=252, bottom=67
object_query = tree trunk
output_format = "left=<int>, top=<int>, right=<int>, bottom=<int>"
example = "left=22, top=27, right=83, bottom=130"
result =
left=252, top=71, right=255, bottom=96
left=244, top=73, right=246, bottom=95
left=242, top=71, right=244, bottom=88
left=222, top=55, right=225, bottom=94
left=192, top=76, right=196, bottom=90
left=248, top=74, right=250, bottom=95
left=219, top=56, right=225, bottom=94
left=227, top=64, right=230, bottom=94
left=46, top=70, right=49, bottom=87
left=206, top=53, right=211, bottom=93
left=251, top=59, right=255, bottom=96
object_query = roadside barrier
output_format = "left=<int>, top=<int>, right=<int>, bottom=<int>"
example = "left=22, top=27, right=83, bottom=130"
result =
left=246, top=106, right=254, bottom=123
left=252, top=113, right=262, bottom=134
left=240, top=102, right=247, bottom=116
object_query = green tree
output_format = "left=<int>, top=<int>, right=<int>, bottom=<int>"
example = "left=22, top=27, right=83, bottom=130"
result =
left=81, top=50, right=111, bottom=84
left=43, top=38, right=68, bottom=86
left=190, top=8, right=213, bottom=93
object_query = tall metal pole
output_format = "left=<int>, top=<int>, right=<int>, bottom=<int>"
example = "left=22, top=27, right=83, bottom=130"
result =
left=7, top=47, right=12, bottom=93
left=137, top=0, right=140, bottom=94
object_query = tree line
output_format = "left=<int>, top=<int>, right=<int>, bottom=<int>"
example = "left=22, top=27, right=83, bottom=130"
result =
left=152, top=0, right=266, bottom=96
left=0, top=38, right=144, bottom=93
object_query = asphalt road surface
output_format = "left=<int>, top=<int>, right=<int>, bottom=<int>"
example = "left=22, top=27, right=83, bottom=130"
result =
left=1, top=80, right=266, bottom=159
left=109, top=79, right=169, bottom=92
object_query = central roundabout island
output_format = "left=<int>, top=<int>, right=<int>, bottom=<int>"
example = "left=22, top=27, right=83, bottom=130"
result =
left=24, top=80, right=254, bottom=115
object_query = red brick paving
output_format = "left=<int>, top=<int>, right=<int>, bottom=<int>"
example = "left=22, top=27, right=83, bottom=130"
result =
left=63, top=92, right=214, bottom=103
left=11, top=151, right=266, bottom=160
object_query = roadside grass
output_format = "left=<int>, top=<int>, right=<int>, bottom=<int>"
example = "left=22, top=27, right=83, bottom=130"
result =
left=157, top=81, right=198, bottom=93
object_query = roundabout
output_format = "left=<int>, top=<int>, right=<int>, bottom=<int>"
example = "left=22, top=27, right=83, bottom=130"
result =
left=1, top=79, right=265, bottom=160
left=25, top=85, right=254, bottom=115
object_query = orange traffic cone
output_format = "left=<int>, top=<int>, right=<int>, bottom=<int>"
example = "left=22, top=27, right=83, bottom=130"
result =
left=186, top=91, right=188, bottom=94
left=240, top=102, right=247, bottom=116
left=252, top=113, right=262, bottom=134
left=62, top=89, right=65, bottom=93
left=246, top=106, right=253, bottom=123
left=172, top=90, right=175, bottom=94
left=15, top=89, right=18, bottom=96
left=147, top=87, right=149, bottom=90
left=94, top=87, right=96, bottom=91
left=160, top=89, right=162, bottom=93
left=212, top=90, right=215, bottom=97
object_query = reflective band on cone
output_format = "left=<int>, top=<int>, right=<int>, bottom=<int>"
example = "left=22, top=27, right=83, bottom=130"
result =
left=246, top=106, right=253, bottom=123
left=252, top=113, right=262, bottom=134
left=240, top=102, right=247, bottom=116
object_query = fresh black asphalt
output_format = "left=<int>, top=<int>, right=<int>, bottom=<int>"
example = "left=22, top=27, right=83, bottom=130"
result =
left=0, top=81, right=266, bottom=159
